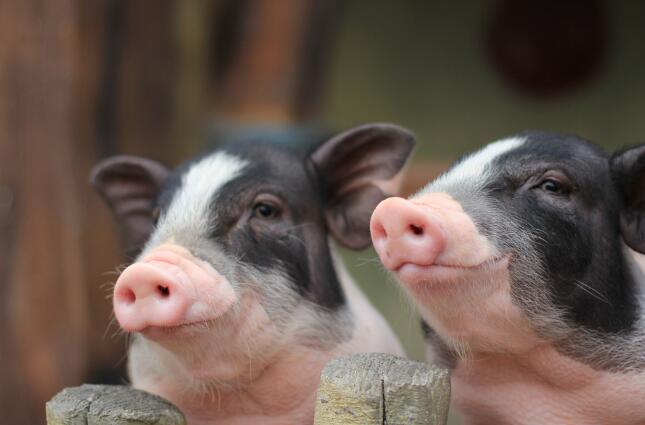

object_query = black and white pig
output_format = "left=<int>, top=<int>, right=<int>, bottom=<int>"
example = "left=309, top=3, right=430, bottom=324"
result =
left=91, top=124, right=413, bottom=425
left=370, top=131, right=645, bottom=425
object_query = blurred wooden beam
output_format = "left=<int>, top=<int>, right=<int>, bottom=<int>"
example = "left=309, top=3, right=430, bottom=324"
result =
left=401, top=161, right=450, bottom=197
left=76, top=0, right=129, bottom=385
left=169, top=0, right=220, bottom=158
left=211, top=0, right=343, bottom=124
left=0, top=1, right=88, bottom=423
left=112, top=0, right=178, bottom=163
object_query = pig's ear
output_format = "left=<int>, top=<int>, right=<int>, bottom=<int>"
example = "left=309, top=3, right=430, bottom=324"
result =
left=611, top=144, right=645, bottom=253
left=310, top=123, right=415, bottom=250
left=90, top=155, right=169, bottom=247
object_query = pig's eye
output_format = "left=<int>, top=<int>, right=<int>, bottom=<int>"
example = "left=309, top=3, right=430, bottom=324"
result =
left=540, top=179, right=563, bottom=193
left=253, top=202, right=280, bottom=219
left=535, top=174, right=572, bottom=196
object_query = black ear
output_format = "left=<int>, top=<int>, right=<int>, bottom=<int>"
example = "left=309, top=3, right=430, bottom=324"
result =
left=309, top=123, right=415, bottom=250
left=90, top=155, right=169, bottom=247
left=611, top=144, right=645, bottom=253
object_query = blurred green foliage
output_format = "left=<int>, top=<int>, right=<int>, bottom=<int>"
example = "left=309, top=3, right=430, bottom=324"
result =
left=324, top=1, right=645, bottom=158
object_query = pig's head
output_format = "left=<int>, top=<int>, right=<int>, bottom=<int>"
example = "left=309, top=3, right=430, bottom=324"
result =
left=371, top=132, right=645, bottom=371
left=92, top=124, right=413, bottom=389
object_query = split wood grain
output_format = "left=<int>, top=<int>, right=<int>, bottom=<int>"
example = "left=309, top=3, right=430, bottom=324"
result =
left=46, top=384, right=185, bottom=425
left=314, top=352, right=450, bottom=425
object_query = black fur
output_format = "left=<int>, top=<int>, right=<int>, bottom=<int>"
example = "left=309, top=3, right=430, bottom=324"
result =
left=155, top=141, right=346, bottom=310
left=479, top=132, right=639, bottom=335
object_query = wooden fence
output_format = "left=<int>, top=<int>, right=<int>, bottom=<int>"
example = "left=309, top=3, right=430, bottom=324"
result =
left=46, top=353, right=451, bottom=425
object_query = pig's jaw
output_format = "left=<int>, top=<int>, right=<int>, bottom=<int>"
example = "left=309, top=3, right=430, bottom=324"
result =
left=410, top=259, right=543, bottom=357
left=129, top=289, right=288, bottom=386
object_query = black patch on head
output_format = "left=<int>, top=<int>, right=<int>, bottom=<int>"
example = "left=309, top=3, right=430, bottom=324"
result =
left=161, top=141, right=345, bottom=310
left=222, top=142, right=345, bottom=309
left=476, top=131, right=639, bottom=336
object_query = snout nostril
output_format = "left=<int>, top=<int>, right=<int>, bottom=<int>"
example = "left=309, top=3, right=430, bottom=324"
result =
left=410, top=224, right=424, bottom=236
left=373, top=222, right=387, bottom=239
left=157, top=285, right=170, bottom=298
left=119, top=288, right=136, bottom=305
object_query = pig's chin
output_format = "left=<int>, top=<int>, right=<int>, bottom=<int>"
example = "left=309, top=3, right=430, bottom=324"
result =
left=129, top=291, right=286, bottom=389
left=395, top=256, right=509, bottom=292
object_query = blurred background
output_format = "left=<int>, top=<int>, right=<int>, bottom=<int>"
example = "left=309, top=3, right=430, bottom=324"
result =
left=1, top=0, right=644, bottom=423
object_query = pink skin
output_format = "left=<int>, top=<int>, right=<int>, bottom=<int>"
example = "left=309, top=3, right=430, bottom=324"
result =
left=113, top=243, right=237, bottom=337
left=371, top=193, right=645, bottom=425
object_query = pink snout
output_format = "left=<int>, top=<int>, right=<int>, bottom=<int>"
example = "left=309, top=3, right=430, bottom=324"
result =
left=370, top=197, right=446, bottom=270
left=113, top=245, right=237, bottom=333
left=114, top=262, right=192, bottom=332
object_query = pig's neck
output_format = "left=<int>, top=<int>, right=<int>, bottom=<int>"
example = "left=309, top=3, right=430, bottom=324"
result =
left=452, top=344, right=645, bottom=425
left=132, top=326, right=392, bottom=425
left=135, top=344, right=341, bottom=425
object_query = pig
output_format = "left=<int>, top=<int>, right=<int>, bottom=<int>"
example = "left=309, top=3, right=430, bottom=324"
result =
left=370, top=131, right=645, bottom=425
left=91, top=123, right=413, bottom=425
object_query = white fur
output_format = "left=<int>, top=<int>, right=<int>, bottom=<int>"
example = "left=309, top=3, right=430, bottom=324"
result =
left=330, top=246, right=406, bottom=356
left=167, top=152, right=247, bottom=230
left=424, top=136, right=525, bottom=194
left=146, top=152, right=247, bottom=249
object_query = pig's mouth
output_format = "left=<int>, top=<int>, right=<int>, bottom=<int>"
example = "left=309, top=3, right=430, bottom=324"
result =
left=141, top=319, right=218, bottom=340
left=394, top=255, right=509, bottom=288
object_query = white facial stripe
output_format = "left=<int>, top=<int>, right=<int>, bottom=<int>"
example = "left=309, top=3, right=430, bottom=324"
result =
left=422, top=136, right=526, bottom=194
left=161, top=152, right=248, bottom=235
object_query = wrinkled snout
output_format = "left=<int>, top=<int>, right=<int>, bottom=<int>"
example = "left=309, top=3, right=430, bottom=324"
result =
left=113, top=244, right=237, bottom=333
left=370, top=197, right=446, bottom=270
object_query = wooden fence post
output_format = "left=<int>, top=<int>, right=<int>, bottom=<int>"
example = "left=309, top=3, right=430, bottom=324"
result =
left=46, top=385, right=185, bottom=425
left=46, top=355, right=451, bottom=424
left=314, top=353, right=451, bottom=425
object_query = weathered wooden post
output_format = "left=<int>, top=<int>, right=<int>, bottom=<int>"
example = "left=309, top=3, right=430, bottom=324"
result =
left=314, top=353, right=451, bottom=425
left=46, top=385, right=185, bottom=425
left=47, top=354, right=451, bottom=425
